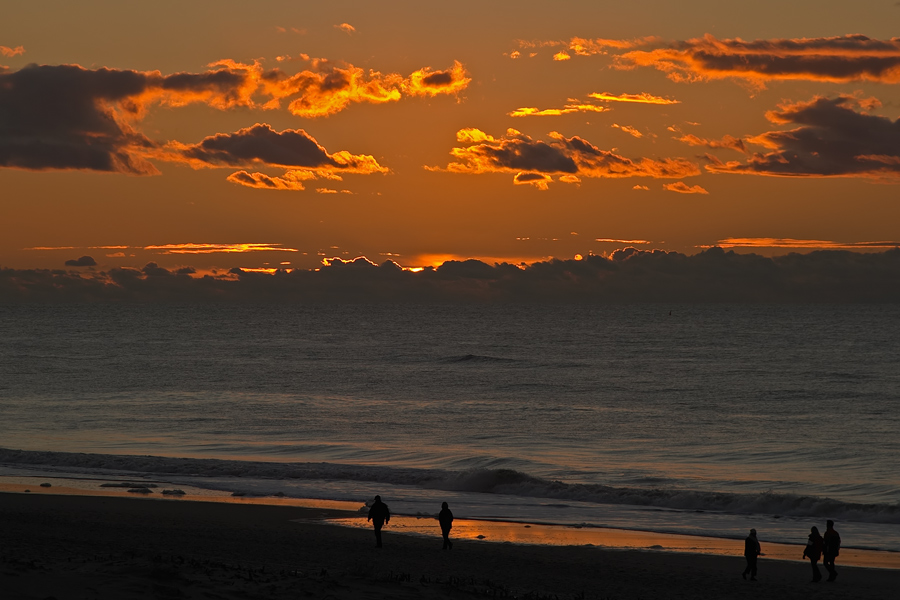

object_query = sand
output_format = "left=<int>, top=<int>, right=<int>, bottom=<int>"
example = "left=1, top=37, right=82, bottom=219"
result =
left=2, top=492, right=896, bottom=599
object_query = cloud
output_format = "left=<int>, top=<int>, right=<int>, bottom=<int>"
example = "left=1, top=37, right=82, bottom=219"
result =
left=260, top=59, right=469, bottom=117
left=632, top=185, right=650, bottom=190
left=509, top=102, right=609, bottom=117
left=64, top=255, right=97, bottom=267
left=596, top=238, right=651, bottom=244
left=612, top=124, right=643, bottom=138
left=1, top=45, right=25, bottom=57
left=663, top=181, right=709, bottom=194
left=143, top=243, right=299, bottom=254
left=514, top=36, right=659, bottom=57
left=5, top=248, right=900, bottom=303
left=553, top=52, right=571, bottom=61
left=706, top=95, right=900, bottom=178
left=676, top=134, right=746, bottom=153
left=404, top=61, right=470, bottom=97
left=0, top=58, right=469, bottom=173
left=226, top=169, right=316, bottom=190
left=335, top=23, right=356, bottom=35
left=588, top=92, right=680, bottom=105
left=435, top=128, right=699, bottom=187
left=708, top=238, right=900, bottom=250
left=513, top=172, right=553, bottom=190
left=617, top=34, right=900, bottom=86
left=162, top=123, right=387, bottom=174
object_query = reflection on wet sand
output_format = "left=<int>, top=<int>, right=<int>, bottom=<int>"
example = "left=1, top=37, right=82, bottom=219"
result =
left=328, top=515, right=900, bottom=570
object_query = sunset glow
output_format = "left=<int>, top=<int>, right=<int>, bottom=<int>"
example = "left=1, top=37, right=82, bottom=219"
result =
left=1, top=0, right=899, bottom=284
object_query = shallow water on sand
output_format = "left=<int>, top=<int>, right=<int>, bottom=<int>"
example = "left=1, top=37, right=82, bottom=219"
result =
left=1, top=304, right=898, bottom=552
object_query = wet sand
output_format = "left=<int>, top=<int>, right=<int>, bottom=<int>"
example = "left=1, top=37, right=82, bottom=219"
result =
left=2, top=491, right=896, bottom=599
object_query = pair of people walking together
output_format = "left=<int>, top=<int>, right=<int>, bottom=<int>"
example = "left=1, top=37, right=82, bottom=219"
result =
left=803, top=520, right=841, bottom=582
left=366, top=496, right=455, bottom=550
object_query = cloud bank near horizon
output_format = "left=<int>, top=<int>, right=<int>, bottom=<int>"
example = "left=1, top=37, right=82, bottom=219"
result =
left=3, top=248, right=899, bottom=303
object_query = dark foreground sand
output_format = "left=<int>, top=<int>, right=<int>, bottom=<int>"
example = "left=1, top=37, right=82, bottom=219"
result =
left=2, top=492, right=895, bottom=599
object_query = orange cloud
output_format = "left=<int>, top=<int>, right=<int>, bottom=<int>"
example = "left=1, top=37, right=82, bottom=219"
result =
left=513, top=172, right=553, bottom=190
left=515, top=36, right=659, bottom=57
left=632, top=185, right=649, bottom=191
left=144, top=243, right=299, bottom=254
left=553, top=52, right=571, bottom=61
left=612, top=124, right=643, bottom=138
left=1, top=45, right=25, bottom=57
left=335, top=23, right=356, bottom=34
left=404, top=60, right=470, bottom=97
left=509, top=102, right=608, bottom=117
left=589, top=91, right=680, bottom=105
left=663, top=182, right=708, bottom=194
left=436, top=128, right=699, bottom=187
left=226, top=170, right=316, bottom=190
left=596, top=238, right=651, bottom=244
left=676, top=134, right=746, bottom=153
left=708, top=238, right=900, bottom=250
left=618, top=34, right=900, bottom=85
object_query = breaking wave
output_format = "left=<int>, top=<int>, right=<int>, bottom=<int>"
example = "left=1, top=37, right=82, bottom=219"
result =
left=2, top=448, right=898, bottom=524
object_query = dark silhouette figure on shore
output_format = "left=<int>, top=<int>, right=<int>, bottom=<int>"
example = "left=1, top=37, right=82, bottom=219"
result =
left=367, top=495, right=390, bottom=548
left=802, top=526, right=824, bottom=582
left=823, top=520, right=841, bottom=582
left=742, top=528, right=761, bottom=580
left=438, top=501, right=454, bottom=550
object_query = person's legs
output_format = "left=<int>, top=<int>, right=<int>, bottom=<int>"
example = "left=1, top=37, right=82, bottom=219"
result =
left=374, top=522, right=383, bottom=547
left=824, top=554, right=837, bottom=581
left=810, top=558, right=821, bottom=581
left=749, top=556, right=758, bottom=580
left=441, top=527, right=452, bottom=549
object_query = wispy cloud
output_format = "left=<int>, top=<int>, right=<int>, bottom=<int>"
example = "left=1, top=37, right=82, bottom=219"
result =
left=663, top=181, right=709, bottom=194
left=589, top=92, right=680, bottom=105
left=334, top=23, right=356, bottom=35
left=676, top=133, right=746, bottom=153
left=617, top=34, right=900, bottom=86
left=708, top=238, right=900, bottom=249
left=612, top=124, right=643, bottom=138
left=1, top=45, right=25, bottom=57
left=433, top=128, right=699, bottom=188
left=509, top=102, right=608, bottom=117
left=143, top=243, right=299, bottom=254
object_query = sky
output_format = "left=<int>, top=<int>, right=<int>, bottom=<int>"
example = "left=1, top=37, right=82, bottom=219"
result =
left=3, top=0, right=900, bottom=279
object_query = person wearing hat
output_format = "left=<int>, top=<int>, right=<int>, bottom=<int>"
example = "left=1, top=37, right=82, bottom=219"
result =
left=742, top=528, right=762, bottom=580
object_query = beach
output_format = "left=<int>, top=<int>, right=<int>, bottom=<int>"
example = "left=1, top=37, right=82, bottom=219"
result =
left=2, top=492, right=895, bottom=600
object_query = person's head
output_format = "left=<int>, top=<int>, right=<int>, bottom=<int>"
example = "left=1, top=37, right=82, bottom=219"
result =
left=811, top=526, right=820, bottom=535
left=374, top=495, right=381, bottom=502
left=750, top=528, right=757, bottom=536
left=442, top=501, right=448, bottom=509
left=827, top=519, right=834, bottom=529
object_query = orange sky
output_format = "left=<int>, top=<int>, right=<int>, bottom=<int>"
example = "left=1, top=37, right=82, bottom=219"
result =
left=2, top=1, right=900, bottom=273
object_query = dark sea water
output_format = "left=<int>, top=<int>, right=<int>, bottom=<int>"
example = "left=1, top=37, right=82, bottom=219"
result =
left=1, top=304, right=898, bottom=551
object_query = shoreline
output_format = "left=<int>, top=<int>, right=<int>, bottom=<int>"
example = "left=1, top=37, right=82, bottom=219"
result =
left=4, top=481, right=899, bottom=571
left=3, top=491, right=897, bottom=600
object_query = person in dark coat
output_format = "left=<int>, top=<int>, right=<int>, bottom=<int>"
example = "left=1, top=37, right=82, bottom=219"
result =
left=367, top=495, right=390, bottom=548
left=742, top=528, right=761, bottom=580
left=822, top=520, right=841, bottom=582
left=802, top=526, right=824, bottom=582
left=438, top=501, right=454, bottom=549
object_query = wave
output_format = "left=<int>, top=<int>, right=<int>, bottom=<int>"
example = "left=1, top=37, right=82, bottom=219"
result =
left=2, top=448, right=898, bottom=524
left=441, top=354, right=521, bottom=364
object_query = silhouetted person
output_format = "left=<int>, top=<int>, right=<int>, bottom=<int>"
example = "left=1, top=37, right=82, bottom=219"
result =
left=822, top=519, right=841, bottom=582
left=367, top=495, right=390, bottom=548
left=438, top=501, right=454, bottom=549
left=742, top=528, right=761, bottom=580
left=803, top=526, right=824, bottom=582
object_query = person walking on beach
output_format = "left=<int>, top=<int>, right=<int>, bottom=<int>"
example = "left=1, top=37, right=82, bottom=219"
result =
left=802, top=526, right=824, bottom=582
left=742, top=528, right=761, bottom=580
left=822, top=519, right=841, bottom=582
left=438, top=501, right=454, bottom=550
left=367, top=495, right=391, bottom=548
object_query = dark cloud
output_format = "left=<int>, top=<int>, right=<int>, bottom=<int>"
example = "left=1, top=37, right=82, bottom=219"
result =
left=166, top=123, right=385, bottom=173
left=64, top=255, right=97, bottom=267
left=439, top=128, right=699, bottom=187
left=4, top=248, right=900, bottom=303
left=0, top=63, right=257, bottom=174
left=618, top=34, right=900, bottom=85
left=708, top=96, right=900, bottom=178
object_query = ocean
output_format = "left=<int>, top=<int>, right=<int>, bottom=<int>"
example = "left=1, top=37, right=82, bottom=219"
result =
left=1, top=304, right=898, bottom=554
